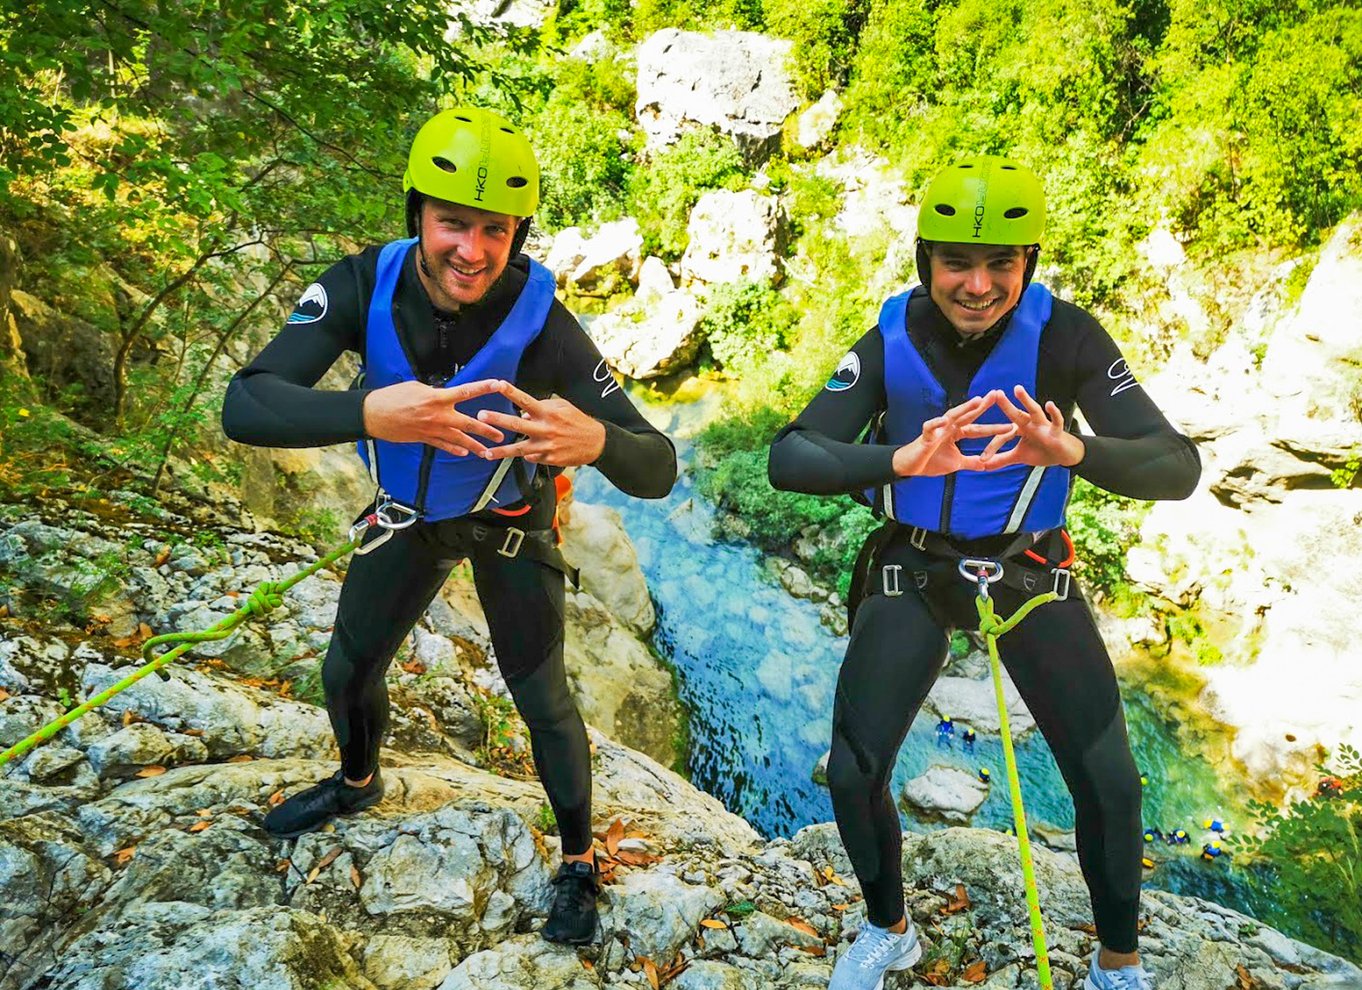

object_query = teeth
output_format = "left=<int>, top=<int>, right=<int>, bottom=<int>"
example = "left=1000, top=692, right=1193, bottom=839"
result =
left=958, top=300, right=994, bottom=312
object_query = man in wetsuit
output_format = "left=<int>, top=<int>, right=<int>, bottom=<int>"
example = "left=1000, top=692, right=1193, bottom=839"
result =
left=222, top=107, right=676, bottom=944
left=768, top=156, right=1199, bottom=990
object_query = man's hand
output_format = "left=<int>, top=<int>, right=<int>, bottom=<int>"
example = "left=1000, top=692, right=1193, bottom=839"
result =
left=361, top=379, right=508, bottom=456
left=477, top=381, right=607, bottom=467
left=891, top=394, right=1013, bottom=477
left=976, top=385, right=1085, bottom=469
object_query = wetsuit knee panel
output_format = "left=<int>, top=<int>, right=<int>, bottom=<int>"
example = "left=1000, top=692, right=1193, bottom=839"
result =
left=505, top=658, right=579, bottom=728
left=1079, top=714, right=1142, bottom=816
left=828, top=718, right=889, bottom=793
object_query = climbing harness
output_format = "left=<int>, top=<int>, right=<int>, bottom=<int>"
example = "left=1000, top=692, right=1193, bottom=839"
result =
left=964, top=556, right=1059, bottom=990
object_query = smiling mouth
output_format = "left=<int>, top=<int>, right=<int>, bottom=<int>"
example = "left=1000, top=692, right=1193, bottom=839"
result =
left=450, top=263, right=485, bottom=279
left=955, top=298, right=997, bottom=313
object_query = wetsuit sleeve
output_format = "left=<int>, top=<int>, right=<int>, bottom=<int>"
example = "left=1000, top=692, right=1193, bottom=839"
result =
left=1066, top=310, right=1201, bottom=500
left=221, top=258, right=370, bottom=448
left=535, top=301, right=678, bottom=499
left=767, top=330, right=900, bottom=495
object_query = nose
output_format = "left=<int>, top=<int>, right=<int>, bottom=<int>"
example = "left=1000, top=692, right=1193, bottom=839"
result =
left=452, top=227, right=487, bottom=264
left=964, top=265, right=990, bottom=295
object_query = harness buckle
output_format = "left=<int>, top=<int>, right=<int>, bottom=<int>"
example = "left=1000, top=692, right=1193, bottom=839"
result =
left=1052, top=567, right=1071, bottom=602
left=882, top=564, right=903, bottom=597
left=499, top=527, right=526, bottom=558
left=909, top=526, right=928, bottom=551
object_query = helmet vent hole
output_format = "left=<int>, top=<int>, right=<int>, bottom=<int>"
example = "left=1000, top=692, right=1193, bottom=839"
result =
left=454, top=115, right=473, bottom=122
left=499, top=127, right=515, bottom=134
left=1004, top=207, right=1029, bottom=219
left=506, top=176, right=528, bottom=188
left=958, top=164, right=974, bottom=169
left=934, top=204, right=957, bottom=216
left=1001, top=165, right=1017, bottom=170
left=431, top=157, right=459, bottom=174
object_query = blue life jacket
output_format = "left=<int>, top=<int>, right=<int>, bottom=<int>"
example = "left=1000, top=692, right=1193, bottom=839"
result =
left=356, top=238, right=556, bottom=522
left=865, top=283, right=1069, bottom=539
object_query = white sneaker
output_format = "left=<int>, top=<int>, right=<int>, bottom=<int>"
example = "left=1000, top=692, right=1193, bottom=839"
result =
left=1083, top=952, right=1154, bottom=990
left=829, top=916, right=922, bottom=990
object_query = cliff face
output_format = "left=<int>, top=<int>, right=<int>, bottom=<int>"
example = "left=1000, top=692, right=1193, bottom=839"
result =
left=3, top=497, right=1361, bottom=989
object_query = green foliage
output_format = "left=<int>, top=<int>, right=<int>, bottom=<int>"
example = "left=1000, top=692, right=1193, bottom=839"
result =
left=1231, top=746, right=1362, bottom=962
left=699, top=281, right=798, bottom=373
left=1064, top=478, right=1149, bottom=602
left=627, top=130, right=749, bottom=260
left=694, top=404, right=876, bottom=592
left=1332, top=450, right=1361, bottom=490
left=763, top=0, right=872, bottom=97
left=633, top=0, right=763, bottom=34
left=533, top=802, right=559, bottom=835
left=528, top=62, right=637, bottom=233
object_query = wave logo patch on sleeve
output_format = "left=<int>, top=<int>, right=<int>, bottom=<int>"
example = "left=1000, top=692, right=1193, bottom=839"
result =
left=287, top=283, right=329, bottom=325
left=825, top=352, right=861, bottom=391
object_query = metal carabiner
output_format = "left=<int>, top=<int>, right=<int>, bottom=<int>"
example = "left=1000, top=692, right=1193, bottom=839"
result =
left=958, top=558, right=1004, bottom=600
left=375, top=495, right=421, bottom=531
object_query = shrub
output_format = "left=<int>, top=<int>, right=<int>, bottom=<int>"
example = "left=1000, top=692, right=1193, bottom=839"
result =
left=626, top=129, right=748, bottom=260
left=699, top=281, right=798, bottom=373
left=1230, top=746, right=1362, bottom=963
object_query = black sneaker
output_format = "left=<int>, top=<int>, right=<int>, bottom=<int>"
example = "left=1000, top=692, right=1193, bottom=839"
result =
left=262, top=769, right=384, bottom=838
left=541, top=860, right=601, bottom=945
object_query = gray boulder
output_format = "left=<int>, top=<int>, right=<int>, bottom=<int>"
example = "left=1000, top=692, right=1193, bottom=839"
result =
left=681, top=189, right=787, bottom=287
left=586, top=288, right=705, bottom=379
left=635, top=29, right=799, bottom=163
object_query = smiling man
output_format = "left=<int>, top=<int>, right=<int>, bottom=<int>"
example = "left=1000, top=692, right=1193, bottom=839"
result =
left=222, top=107, right=676, bottom=945
left=768, top=156, right=1200, bottom=990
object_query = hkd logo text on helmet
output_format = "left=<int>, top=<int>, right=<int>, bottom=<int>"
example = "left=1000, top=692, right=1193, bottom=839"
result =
left=972, top=185, right=988, bottom=238
left=475, top=165, right=488, bottom=202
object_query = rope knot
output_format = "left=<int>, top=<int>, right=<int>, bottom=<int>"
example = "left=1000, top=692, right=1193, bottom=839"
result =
left=246, top=581, right=285, bottom=616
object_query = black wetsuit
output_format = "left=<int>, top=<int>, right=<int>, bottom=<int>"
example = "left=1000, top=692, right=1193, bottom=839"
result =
left=768, top=291, right=1199, bottom=952
left=223, top=247, right=676, bottom=856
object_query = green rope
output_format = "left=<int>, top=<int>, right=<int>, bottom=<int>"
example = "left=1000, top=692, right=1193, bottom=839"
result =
left=977, top=585, right=1059, bottom=990
left=0, top=534, right=362, bottom=771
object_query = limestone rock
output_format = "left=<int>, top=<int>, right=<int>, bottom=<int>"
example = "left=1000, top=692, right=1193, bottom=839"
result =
left=10, top=289, right=118, bottom=416
left=636, top=255, right=676, bottom=303
left=1263, top=215, right=1362, bottom=424
left=466, top=0, right=555, bottom=29
left=586, top=288, right=704, bottom=379
left=901, top=766, right=989, bottom=824
left=924, top=675, right=1035, bottom=738
left=795, top=90, right=843, bottom=152
left=545, top=219, right=644, bottom=296
left=635, top=29, right=799, bottom=163
left=565, top=592, right=682, bottom=767
left=681, top=189, right=787, bottom=287
left=561, top=500, right=656, bottom=636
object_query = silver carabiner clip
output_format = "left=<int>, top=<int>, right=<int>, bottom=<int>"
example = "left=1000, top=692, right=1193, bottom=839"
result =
left=375, top=494, right=420, bottom=531
left=958, top=558, right=1004, bottom=600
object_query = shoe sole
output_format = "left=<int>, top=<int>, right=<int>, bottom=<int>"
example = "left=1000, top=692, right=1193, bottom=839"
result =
left=263, top=791, right=385, bottom=839
left=541, top=927, right=597, bottom=946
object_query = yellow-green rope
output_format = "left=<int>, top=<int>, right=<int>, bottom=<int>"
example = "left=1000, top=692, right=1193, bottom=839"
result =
left=977, top=586, right=1059, bottom=990
left=0, top=532, right=363, bottom=770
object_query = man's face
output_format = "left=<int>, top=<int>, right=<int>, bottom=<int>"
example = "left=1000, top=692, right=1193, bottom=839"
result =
left=417, top=197, right=519, bottom=309
left=927, top=242, right=1029, bottom=334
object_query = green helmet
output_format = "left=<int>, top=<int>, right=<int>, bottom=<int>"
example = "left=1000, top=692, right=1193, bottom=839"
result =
left=404, top=107, right=540, bottom=218
left=916, top=156, right=1045, bottom=246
